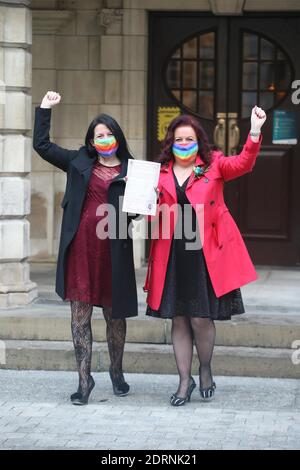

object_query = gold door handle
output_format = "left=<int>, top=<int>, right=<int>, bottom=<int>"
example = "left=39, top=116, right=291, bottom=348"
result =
left=228, top=113, right=240, bottom=155
left=213, top=113, right=226, bottom=154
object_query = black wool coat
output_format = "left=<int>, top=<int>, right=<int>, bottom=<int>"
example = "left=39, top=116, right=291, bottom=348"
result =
left=33, top=106, right=138, bottom=319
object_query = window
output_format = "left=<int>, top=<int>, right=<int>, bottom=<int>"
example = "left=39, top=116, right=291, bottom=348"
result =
left=165, top=31, right=216, bottom=119
left=241, top=31, right=294, bottom=118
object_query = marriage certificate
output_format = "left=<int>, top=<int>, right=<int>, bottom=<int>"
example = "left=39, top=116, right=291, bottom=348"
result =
left=122, top=159, right=161, bottom=216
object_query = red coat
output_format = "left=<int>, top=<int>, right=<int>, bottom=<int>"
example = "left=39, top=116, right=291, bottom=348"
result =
left=144, top=133, right=263, bottom=311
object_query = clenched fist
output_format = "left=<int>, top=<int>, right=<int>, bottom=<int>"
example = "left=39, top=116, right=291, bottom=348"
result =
left=251, top=105, right=267, bottom=132
left=40, top=91, right=61, bottom=109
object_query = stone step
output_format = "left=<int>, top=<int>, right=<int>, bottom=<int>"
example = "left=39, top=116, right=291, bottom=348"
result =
left=0, top=340, right=298, bottom=378
left=0, top=309, right=300, bottom=348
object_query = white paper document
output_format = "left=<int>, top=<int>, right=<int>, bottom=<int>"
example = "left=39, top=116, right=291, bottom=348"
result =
left=122, top=160, right=161, bottom=216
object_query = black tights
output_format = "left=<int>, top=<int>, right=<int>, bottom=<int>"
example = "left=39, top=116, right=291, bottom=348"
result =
left=171, top=316, right=216, bottom=397
left=70, top=301, right=126, bottom=394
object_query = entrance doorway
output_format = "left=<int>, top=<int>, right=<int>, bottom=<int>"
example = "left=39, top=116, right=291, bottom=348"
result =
left=147, top=13, right=300, bottom=265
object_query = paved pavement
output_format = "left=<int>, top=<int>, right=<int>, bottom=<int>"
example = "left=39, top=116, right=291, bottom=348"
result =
left=0, top=370, right=299, bottom=450
left=1, top=264, right=299, bottom=450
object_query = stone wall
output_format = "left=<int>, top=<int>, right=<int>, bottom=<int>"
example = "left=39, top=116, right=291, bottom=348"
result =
left=30, top=0, right=105, bottom=261
left=29, top=0, right=149, bottom=268
left=0, top=0, right=38, bottom=306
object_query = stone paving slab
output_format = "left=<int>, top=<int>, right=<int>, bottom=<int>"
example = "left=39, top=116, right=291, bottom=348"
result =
left=0, top=370, right=299, bottom=450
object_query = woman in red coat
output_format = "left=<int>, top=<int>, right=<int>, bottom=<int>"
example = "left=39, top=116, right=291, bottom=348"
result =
left=144, top=106, right=266, bottom=406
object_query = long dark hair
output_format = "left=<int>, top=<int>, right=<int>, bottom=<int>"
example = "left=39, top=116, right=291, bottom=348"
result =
left=158, top=114, right=212, bottom=165
left=85, top=113, right=133, bottom=160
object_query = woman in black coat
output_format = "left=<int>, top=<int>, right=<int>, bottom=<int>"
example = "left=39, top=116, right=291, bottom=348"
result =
left=33, top=91, right=138, bottom=405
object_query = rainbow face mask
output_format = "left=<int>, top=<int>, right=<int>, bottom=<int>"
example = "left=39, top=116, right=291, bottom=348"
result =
left=172, top=141, right=198, bottom=161
left=94, top=135, right=119, bottom=158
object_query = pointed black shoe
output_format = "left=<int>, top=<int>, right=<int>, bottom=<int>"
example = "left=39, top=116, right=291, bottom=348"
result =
left=199, top=381, right=216, bottom=401
left=199, top=366, right=216, bottom=401
left=109, top=367, right=130, bottom=397
left=199, top=382, right=217, bottom=401
left=71, top=375, right=95, bottom=405
left=170, top=377, right=196, bottom=407
left=70, top=375, right=95, bottom=401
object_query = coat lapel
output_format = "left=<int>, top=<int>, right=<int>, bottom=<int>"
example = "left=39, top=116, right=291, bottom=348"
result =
left=71, top=147, right=129, bottom=186
left=159, top=161, right=177, bottom=202
left=71, top=146, right=96, bottom=185
left=110, top=157, right=128, bottom=184
left=186, top=154, right=207, bottom=191
left=160, top=154, right=207, bottom=200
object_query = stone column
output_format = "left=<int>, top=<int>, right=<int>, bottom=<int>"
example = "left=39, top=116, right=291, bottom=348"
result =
left=0, top=0, right=38, bottom=307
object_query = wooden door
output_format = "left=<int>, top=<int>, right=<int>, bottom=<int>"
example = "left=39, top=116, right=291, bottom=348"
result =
left=147, top=12, right=300, bottom=265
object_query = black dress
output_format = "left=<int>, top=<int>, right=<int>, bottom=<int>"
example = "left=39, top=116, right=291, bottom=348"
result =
left=146, top=169, right=245, bottom=321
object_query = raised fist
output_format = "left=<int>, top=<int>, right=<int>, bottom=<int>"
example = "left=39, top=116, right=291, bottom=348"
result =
left=40, top=91, right=61, bottom=109
left=251, top=105, right=267, bottom=132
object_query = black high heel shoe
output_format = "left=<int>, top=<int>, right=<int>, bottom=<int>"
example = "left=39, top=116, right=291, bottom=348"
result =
left=170, top=377, right=196, bottom=407
left=199, top=366, right=216, bottom=401
left=199, top=381, right=216, bottom=401
left=71, top=375, right=95, bottom=406
left=109, top=367, right=130, bottom=396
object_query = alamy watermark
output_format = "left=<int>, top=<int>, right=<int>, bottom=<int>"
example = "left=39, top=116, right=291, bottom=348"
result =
left=291, top=340, right=300, bottom=365
left=0, top=80, right=5, bottom=106
left=291, top=80, right=300, bottom=104
left=94, top=198, right=206, bottom=250
left=0, top=340, right=6, bottom=365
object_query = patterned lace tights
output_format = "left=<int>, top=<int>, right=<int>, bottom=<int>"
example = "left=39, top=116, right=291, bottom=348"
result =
left=70, top=301, right=126, bottom=394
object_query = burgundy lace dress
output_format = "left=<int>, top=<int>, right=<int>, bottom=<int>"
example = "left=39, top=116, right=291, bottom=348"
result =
left=64, top=161, right=121, bottom=307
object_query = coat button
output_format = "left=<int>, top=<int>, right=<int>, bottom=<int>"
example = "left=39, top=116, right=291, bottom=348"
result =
left=219, top=244, right=223, bottom=249
left=210, top=200, right=215, bottom=205
left=212, top=223, right=215, bottom=227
